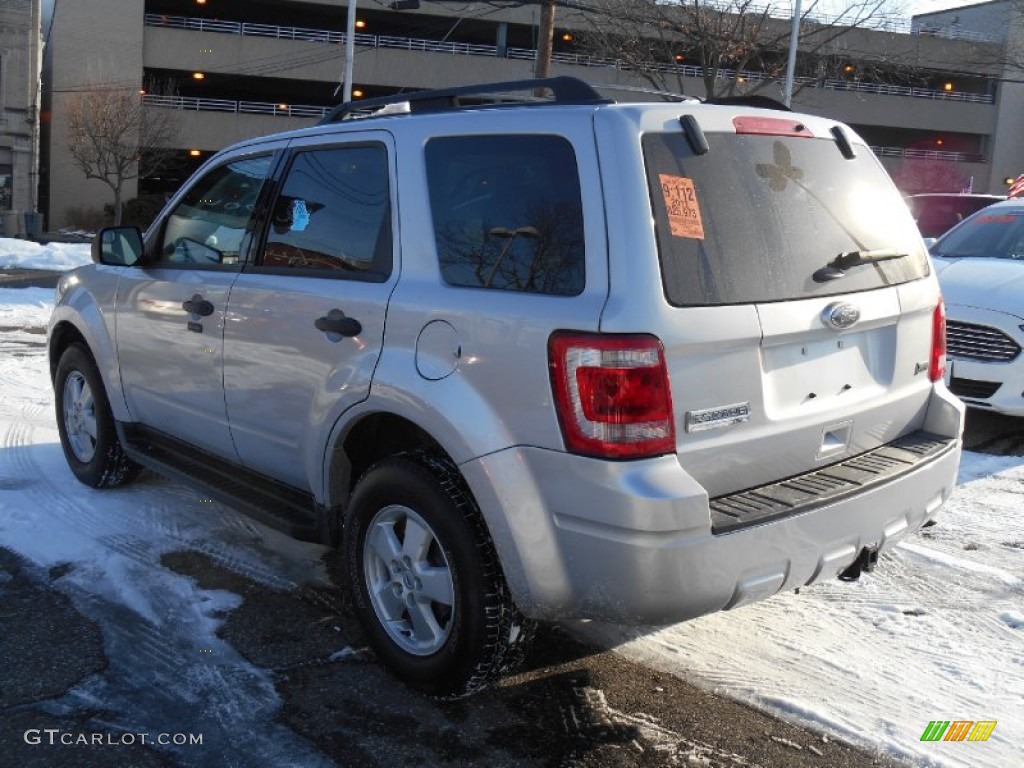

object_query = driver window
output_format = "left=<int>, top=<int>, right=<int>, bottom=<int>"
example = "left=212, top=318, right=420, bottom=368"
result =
left=158, top=155, right=273, bottom=267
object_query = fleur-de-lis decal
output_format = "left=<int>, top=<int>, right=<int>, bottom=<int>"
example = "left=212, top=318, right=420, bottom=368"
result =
left=756, top=141, right=804, bottom=191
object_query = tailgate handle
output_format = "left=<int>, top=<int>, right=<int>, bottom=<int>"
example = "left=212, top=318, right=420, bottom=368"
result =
left=818, top=421, right=852, bottom=459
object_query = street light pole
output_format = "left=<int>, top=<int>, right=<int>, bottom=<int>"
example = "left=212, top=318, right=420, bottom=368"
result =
left=782, top=0, right=802, bottom=107
left=343, top=0, right=357, bottom=102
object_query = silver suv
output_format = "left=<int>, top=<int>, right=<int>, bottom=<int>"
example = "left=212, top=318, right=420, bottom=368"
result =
left=49, top=77, right=964, bottom=696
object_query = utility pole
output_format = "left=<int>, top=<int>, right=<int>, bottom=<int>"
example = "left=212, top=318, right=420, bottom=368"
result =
left=535, top=0, right=556, bottom=78
left=782, top=0, right=802, bottom=107
left=343, top=0, right=357, bottom=102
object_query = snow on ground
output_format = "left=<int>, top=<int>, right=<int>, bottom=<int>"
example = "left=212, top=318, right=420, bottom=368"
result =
left=575, top=455, right=1023, bottom=767
left=0, top=236, right=91, bottom=271
left=1, top=278, right=1021, bottom=767
left=0, top=285, right=334, bottom=766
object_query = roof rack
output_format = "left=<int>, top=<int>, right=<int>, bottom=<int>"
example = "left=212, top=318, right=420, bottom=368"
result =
left=591, top=83, right=699, bottom=103
left=319, top=76, right=611, bottom=125
left=701, top=94, right=792, bottom=111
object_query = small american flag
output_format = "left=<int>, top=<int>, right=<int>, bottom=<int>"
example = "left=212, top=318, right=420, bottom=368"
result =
left=1010, top=174, right=1024, bottom=199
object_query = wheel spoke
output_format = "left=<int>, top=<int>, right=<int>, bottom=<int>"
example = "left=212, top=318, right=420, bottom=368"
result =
left=67, top=375, right=83, bottom=403
left=366, top=521, right=402, bottom=565
left=401, top=516, right=431, bottom=563
left=371, top=581, right=405, bottom=623
left=406, top=598, right=444, bottom=646
left=82, top=414, right=98, bottom=440
left=417, top=566, right=454, bottom=607
left=78, top=385, right=94, bottom=412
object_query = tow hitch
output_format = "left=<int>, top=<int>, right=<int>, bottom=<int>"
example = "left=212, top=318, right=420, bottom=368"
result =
left=838, top=546, right=879, bottom=582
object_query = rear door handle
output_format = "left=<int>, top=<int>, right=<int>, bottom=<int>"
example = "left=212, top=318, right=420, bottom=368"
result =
left=182, top=294, right=215, bottom=317
left=314, top=309, right=362, bottom=338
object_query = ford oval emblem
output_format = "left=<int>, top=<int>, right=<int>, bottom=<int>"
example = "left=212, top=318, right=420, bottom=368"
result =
left=822, top=302, right=860, bottom=330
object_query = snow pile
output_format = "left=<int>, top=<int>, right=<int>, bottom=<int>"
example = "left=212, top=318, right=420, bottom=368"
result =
left=0, top=286, right=55, bottom=331
left=0, top=237, right=91, bottom=271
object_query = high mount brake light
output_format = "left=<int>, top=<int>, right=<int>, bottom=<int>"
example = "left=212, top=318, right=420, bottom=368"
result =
left=733, top=116, right=814, bottom=138
left=931, top=299, right=947, bottom=382
left=548, top=332, right=675, bottom=459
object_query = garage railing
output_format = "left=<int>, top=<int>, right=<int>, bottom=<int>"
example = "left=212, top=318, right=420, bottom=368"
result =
left=143, top=14, right=997, bottom=106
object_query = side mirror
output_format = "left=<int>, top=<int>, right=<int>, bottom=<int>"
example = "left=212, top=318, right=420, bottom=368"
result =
left=92, top=226, right=144, bottom=266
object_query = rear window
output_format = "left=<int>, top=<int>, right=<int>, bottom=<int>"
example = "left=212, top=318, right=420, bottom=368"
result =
left=931, top=208, right=1024, bottom=260
left=643, top=132, right=929, bottom=306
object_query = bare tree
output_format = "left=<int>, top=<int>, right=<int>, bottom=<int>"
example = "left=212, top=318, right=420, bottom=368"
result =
left=576, top=0, right=906, bottom=99
left=890, top=157, right=974, bottom=195
left=65, top=80, right=181, bottom=225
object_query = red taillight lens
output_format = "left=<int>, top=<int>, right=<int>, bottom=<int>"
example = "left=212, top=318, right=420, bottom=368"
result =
left=549, top=332, right=675, bottom=459
left=930, top=299, right=947, bottom=382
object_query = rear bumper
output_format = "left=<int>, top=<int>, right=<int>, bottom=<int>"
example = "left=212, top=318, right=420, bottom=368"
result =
left=462, top=392, right=963, bottom=625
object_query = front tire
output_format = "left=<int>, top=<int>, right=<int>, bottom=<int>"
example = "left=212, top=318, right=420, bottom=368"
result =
left=54, top=344, right=141, bottom=488
left=344, top=452, right=534, bottom=697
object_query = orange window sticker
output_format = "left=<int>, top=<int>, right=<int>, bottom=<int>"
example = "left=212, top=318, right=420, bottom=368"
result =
left=659, top=174, right=705, bottom=240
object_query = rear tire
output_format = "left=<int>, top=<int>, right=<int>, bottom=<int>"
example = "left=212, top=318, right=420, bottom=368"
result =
left=54, top=344, right=141, bottom=488
left=344, top=452, right=534, bottom=697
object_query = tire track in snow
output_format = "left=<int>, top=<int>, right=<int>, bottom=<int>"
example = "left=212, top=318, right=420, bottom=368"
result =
left=7, top=415, right=307, bottom=594
left=0, top=349, right=333, bottom=767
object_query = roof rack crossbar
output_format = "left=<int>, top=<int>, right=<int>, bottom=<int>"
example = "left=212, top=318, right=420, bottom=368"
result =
left=319, top=76, right=610, bottom=124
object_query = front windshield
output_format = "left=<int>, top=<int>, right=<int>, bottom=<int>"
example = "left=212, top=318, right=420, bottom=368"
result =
left=932, top=207, right=1024, bottom=260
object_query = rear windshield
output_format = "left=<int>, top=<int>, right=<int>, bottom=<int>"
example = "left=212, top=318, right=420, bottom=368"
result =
left=931, top=207, right=1024, bottom=260
left=643, top=132, right=929, bottom=306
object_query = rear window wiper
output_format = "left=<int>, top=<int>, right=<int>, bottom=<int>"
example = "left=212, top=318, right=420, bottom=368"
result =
left=813, top=249, right=908, bottom=281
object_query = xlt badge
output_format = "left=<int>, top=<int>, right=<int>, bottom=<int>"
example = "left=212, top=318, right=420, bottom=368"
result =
left=685, top=402, right=752, bottom=433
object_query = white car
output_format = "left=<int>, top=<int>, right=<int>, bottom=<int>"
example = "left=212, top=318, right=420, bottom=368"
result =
left=931, top=199, right=1024, bottom=415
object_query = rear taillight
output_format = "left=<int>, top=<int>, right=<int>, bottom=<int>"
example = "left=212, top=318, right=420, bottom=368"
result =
left=548, top=332, right=675, bottom=459
left=930, top=299, right=947, bottom=382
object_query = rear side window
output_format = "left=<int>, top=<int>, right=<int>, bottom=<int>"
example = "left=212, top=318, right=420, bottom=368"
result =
left=426, top=135, right=584, bottom=296
left=644, top=133, right=930, bottom=306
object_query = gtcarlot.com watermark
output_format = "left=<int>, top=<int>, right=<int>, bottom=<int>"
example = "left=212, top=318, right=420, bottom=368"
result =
left=24, top=729, right=203, bottom=747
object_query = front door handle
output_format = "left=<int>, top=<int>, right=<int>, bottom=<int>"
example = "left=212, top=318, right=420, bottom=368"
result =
left=182, top=294, right=215, bottom=317
left=314, top=309, right=362, bottom=338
